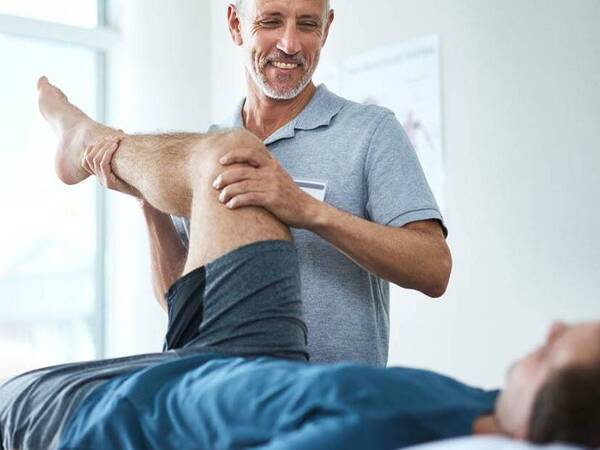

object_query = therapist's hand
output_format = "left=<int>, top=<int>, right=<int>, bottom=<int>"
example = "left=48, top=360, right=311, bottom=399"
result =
left=82, top=135, right=142, bottom=199
left=212, top=147, right=321, bottom=229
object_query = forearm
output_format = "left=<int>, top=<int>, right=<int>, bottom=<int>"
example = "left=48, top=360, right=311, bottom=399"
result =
left=306, top=201, right=451, bottom=297
left=140, top=201, right=188, bottom=310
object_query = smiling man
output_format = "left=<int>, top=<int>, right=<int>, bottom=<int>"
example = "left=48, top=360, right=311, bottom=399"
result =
left=181, top=0, right=450, bottom=366
left=98, top=0, right=452, bottom=367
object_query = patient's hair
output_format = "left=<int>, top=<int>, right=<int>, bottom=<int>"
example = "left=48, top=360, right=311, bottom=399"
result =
left=528, top=364, right=600, bottom=448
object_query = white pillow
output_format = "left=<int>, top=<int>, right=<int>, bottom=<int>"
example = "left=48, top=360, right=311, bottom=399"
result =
left=402, top=436, right=585, bottom=450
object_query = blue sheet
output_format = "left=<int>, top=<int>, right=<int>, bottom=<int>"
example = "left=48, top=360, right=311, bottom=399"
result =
left=58, top=353, right=498, bottom=450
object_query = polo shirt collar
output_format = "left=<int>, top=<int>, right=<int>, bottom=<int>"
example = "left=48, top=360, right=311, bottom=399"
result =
left=226, top=84, right=345, bottom=144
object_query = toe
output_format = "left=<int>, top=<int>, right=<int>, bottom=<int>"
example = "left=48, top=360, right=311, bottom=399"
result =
left=37, top=76, right=49, bottom=90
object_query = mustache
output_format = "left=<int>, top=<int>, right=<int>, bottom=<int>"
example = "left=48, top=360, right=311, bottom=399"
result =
left=260, top=51, right=306, bottom=68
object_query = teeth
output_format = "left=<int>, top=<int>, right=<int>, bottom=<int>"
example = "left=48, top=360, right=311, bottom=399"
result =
left=272, top=61, right=298, bottom=69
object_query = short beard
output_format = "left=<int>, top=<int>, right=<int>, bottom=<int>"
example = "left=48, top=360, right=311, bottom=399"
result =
left=248, top=51, right=320, bottom=100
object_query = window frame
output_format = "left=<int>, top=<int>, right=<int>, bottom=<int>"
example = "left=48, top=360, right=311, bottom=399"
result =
left=0, top=0, right=117, bottom=359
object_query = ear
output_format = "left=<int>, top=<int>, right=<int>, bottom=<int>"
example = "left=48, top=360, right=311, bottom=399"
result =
left=227, top=4, right=244, bottom=46
left=320, top=9, right=335, bottom=48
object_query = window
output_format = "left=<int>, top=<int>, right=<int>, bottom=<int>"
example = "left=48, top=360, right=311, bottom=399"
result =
left=0, top=0, right=98, bottom=28
left=0, top=2, right=111, bottom=381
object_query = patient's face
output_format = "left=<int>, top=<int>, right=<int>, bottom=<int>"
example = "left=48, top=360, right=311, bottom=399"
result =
left=235, top=0, right=332, bottom=99
left=495, top=321, right=600, bottom=439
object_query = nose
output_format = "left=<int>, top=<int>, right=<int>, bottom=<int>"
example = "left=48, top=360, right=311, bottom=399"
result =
left=547, top=321, right=568, bottom=344
left=277, top=22, right=301, bottom=56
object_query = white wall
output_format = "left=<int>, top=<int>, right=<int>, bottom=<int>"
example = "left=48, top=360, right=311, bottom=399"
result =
left=207, top=0, right=600, bottom=387
left=209, top=0, right=246, bottom=122
left=105, top=0, right=600, bottom=388
left=104, top=0, right=211, bottom=357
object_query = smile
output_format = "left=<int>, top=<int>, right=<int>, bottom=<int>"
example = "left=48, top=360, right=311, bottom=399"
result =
left=270, top=61, right=300, bottom=70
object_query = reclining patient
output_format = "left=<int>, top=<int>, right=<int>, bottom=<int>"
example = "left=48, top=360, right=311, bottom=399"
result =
left=0, top=78, right=598, bottom=450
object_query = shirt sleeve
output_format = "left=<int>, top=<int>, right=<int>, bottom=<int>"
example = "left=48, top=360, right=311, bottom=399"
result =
left=365, top=112, right=447, bottom=237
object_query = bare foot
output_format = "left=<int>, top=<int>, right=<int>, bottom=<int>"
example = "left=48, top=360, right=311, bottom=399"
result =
left=37, top=76, right=111, bottom=185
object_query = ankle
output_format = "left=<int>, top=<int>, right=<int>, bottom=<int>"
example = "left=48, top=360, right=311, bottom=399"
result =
left=81, top=123, right=121, bottom=149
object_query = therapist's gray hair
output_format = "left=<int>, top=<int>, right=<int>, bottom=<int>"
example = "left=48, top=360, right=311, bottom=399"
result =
left=235, top=0, right=332, bottom=16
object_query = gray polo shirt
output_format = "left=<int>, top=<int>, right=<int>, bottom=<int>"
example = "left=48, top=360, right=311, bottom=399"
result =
left=174, top=85, right=445, bottom=366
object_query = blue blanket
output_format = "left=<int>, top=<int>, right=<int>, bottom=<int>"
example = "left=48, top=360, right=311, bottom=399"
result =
left=58, top=353, right=498, bottom=450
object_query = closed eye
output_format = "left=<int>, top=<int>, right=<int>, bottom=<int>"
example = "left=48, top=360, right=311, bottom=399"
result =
left=299, top=21, right=319, bottom=29
left=259, top=20, right=281, bottom=27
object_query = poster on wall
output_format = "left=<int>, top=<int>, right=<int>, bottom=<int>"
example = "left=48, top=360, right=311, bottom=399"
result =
left=315, top=35, right=445, bottom=209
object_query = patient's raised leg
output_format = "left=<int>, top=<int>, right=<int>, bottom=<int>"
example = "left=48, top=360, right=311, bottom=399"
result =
left=37, top=76, right=291, bottom=273
left=1, top=79, right=304, bottom=450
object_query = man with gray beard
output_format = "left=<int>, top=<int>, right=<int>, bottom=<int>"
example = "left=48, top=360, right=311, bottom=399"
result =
left=94, top=0, right=452, bottom=367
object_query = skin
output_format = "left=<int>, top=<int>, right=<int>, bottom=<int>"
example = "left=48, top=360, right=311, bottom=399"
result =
left=228, top=0, right=334, bottom=139
left=37, top=76, right=291, bottom=304
left=38, top=76, right=292, bottom=271
left=87, top=136, right=185, bottom=309
left=473, top=321, right=600, bottom=439
left=84, top=0, right=452, bottom=303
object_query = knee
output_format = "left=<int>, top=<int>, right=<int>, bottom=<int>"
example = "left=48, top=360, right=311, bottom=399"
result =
left=189, top=129, right=267, bottom=181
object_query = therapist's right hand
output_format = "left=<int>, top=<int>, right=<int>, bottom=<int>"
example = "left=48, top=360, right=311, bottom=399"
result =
left=82, top=134, right=142, bottom=199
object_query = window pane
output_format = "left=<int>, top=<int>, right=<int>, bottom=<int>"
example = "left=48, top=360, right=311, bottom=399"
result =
left=0, top=0, right=98, bottom=28
left=0, top=33, right=100, bottom=381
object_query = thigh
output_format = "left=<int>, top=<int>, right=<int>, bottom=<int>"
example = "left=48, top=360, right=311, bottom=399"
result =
left=0, top=352, right=176, bottom=450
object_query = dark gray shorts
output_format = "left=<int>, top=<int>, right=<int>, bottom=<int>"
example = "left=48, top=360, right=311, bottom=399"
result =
left=164, top=239, right=308, bottom=361
left=0, top=239, right=308, bottom=450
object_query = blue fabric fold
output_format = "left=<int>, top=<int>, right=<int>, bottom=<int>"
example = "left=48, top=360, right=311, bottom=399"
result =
left=58, top=354, right=498, bottom=450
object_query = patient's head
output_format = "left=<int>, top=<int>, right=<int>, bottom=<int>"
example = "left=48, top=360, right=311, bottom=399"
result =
left=495, top=321, right=600, bottom=446
left=528, top=363, right=600, bottom=447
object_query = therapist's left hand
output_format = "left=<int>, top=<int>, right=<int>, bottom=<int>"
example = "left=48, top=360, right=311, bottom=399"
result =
left=212, top=147, right=320, bottom=229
